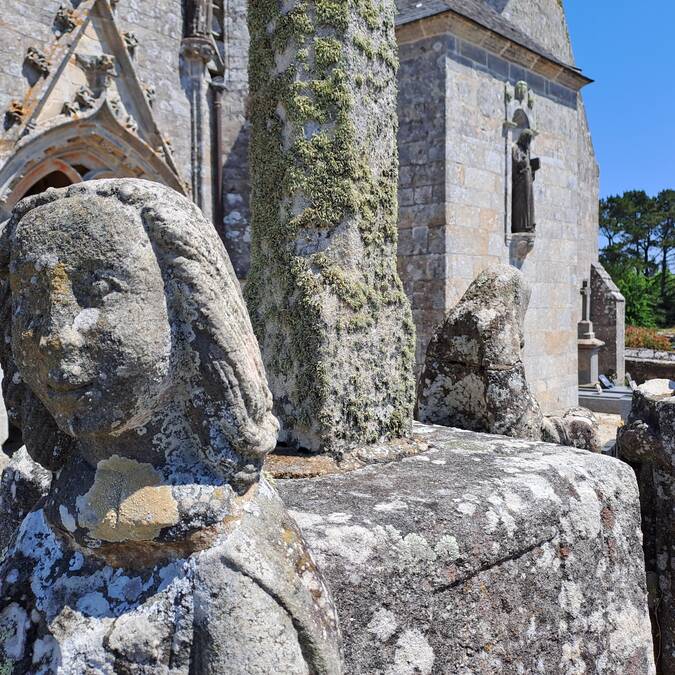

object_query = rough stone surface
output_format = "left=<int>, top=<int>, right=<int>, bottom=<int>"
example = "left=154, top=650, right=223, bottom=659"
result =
left=0, top=179, right=341, bottom=674
left=542, top=407, right=602, bottom=454
left=0, top=367, right=6, bottom=446
left=626, top=349, right=675, bottom=385
left=279, top=422, right=656, bottom=675
left=617, top=381, right=675, bottom=674
left=0, top=447, right=51, bottom=554
left=245, top=0, right=415, bottom=455
left=417, top=264, right=543, bottom=439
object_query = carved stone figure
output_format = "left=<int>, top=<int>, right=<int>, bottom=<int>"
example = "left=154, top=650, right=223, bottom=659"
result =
left=25, top=47, right=50, bottom=77
left=511, top=129, right=540, bottom=233
left=5, top=101, right=24, bottom=128
left=74, top=85, right=97, bottom=110
left=417, top=264, right=601, bottom=451
left=0, top=179, right=342, bottom=674
left=123, top=31, right=139, bottom=56
left=54, top=5, right=77, bottom=35
left=417, top=264, right=543, bottom=439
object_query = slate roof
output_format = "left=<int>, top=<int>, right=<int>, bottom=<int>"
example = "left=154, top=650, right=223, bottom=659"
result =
left=395, top=0, right=577, bottom=71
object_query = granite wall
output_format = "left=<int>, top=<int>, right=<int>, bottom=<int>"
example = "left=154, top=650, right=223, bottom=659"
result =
left=396, top=26, right=599, bottom=412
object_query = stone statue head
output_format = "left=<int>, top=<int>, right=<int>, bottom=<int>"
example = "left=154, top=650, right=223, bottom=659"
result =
left=0, top=179, right=278, bottom=482
left=516, top=128, right=534, bottom=150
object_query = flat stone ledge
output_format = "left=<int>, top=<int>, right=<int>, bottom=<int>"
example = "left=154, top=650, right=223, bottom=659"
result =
left=279, top=423, right=655, bottom=674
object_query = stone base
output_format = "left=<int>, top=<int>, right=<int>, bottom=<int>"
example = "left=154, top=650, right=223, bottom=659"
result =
left=279, top=423, right=655, bottom=674
left=578, top=337, right=605, bottom=386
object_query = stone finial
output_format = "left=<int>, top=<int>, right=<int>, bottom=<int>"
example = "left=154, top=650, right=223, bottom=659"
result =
left=74, top=85, right=97, bottom=109
left=123, top=31, right=139, bottom=55
left=54, top=5, right=77, bottom=34
left=417, top=264, right=543, bottom=439
left=0, top=179, right=342, bottom=672
left=5, top=100, right=25, bottom=127
left=246, top=0, right=415, bottom=456
left=25, top=47, right=50, bottom=76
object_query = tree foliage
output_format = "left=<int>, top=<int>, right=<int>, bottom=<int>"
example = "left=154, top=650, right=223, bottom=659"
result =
left=600, top=189, right=675, bottom=328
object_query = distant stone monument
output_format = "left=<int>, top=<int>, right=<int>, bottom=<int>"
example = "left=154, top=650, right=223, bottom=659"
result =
left=511, top=129, right=540, bottom=233
left=246, top=0, right=415, bottom=456
left=0, top=180, right=341, bottom=673
left=578, top=279, right=605, bottom=386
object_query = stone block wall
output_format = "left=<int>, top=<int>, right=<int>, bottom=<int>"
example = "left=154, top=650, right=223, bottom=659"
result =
left=591, top=262, right=626, bottom=382
left=396, top=26, right=598, bottom=413
left=486, top=0, right=574, bottom=65
left=397, top=36, right=449, bottom=369
left=218, top=0, right=251, bottom=279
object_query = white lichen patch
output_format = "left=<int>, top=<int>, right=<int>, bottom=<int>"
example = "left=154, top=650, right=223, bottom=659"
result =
left=386, top=629, right=435, bottom=675
left=367, top=608, right=399, bottom=642
left=374, top=500, right=408, bottom=513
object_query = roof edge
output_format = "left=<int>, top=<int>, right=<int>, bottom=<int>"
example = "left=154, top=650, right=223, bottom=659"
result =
left=396, top=8, right=593, bottom=91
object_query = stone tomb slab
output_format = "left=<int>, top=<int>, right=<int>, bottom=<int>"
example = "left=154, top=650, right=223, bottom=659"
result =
left=279, top=422, right=655, bottom=674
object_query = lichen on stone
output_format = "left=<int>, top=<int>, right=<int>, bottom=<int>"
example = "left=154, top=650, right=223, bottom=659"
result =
left=246, top=0, right=415, bottom=455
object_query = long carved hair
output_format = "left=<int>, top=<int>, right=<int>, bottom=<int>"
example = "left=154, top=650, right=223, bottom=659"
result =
left=0, top=179, right=278, bottom=480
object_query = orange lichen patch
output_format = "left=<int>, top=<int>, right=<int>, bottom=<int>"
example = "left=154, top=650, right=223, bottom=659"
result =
left=77, top=454, right=179, bottom=543
left=48, top=262, right=72, bottom=298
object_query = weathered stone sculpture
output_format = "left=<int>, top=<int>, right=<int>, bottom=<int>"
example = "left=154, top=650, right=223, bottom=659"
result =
left=617, top=379, right=674, bottom=674
left=511, top=129, right=539, bottom=233
left=417, top=264, right=543, bottom=439
left=541, top=406, right=601, bottom=453
left=246, top=0, right=415, bottom=455
left=417, top=264, right=601, bottom=451
left=0, top=448, right=50, bottom=553
left=0, top=180, right=341, bottom=674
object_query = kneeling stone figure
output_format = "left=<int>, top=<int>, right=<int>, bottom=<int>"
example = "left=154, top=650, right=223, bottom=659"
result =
left=0, top=180, right=342, bottom=674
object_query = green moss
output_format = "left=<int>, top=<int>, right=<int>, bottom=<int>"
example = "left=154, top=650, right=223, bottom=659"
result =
left=353, top=34, right=375, bottom=59
left=314, top=37, right=342, bottom=69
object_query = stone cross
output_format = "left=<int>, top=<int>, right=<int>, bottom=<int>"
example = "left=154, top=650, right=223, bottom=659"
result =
left=581, top=280, right=591, bottom=322
left=246, top=1, right=415, bottom=455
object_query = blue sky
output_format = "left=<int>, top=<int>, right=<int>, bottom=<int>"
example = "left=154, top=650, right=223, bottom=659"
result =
left=565, top=1, right=675, bottom=199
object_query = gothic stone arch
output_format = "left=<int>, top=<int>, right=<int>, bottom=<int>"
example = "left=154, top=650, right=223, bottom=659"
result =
left=0, top=102, right=184, bottom=220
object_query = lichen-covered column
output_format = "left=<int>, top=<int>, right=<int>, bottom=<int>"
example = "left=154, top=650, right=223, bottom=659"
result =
left=246, top=0, right=415, bottom=454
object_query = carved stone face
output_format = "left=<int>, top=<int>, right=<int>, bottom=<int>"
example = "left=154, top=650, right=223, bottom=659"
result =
left=9, top=195, right=172, bottom=438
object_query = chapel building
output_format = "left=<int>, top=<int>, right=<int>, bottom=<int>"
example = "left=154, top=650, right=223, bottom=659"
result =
left=0, top=0, right=623, bottom=413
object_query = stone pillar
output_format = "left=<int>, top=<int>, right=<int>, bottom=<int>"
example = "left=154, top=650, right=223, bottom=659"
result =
left=181, top=0, right=215, bottom=219
left=590, top=262, right=626, bottom=382
left=246, top=1, right=415, bottom=455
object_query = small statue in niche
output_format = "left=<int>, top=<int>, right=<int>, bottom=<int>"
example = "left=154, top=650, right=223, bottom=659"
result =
left=0, top=179, right=342, bottom=673
left=511, top=129, right=540, bottom=234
